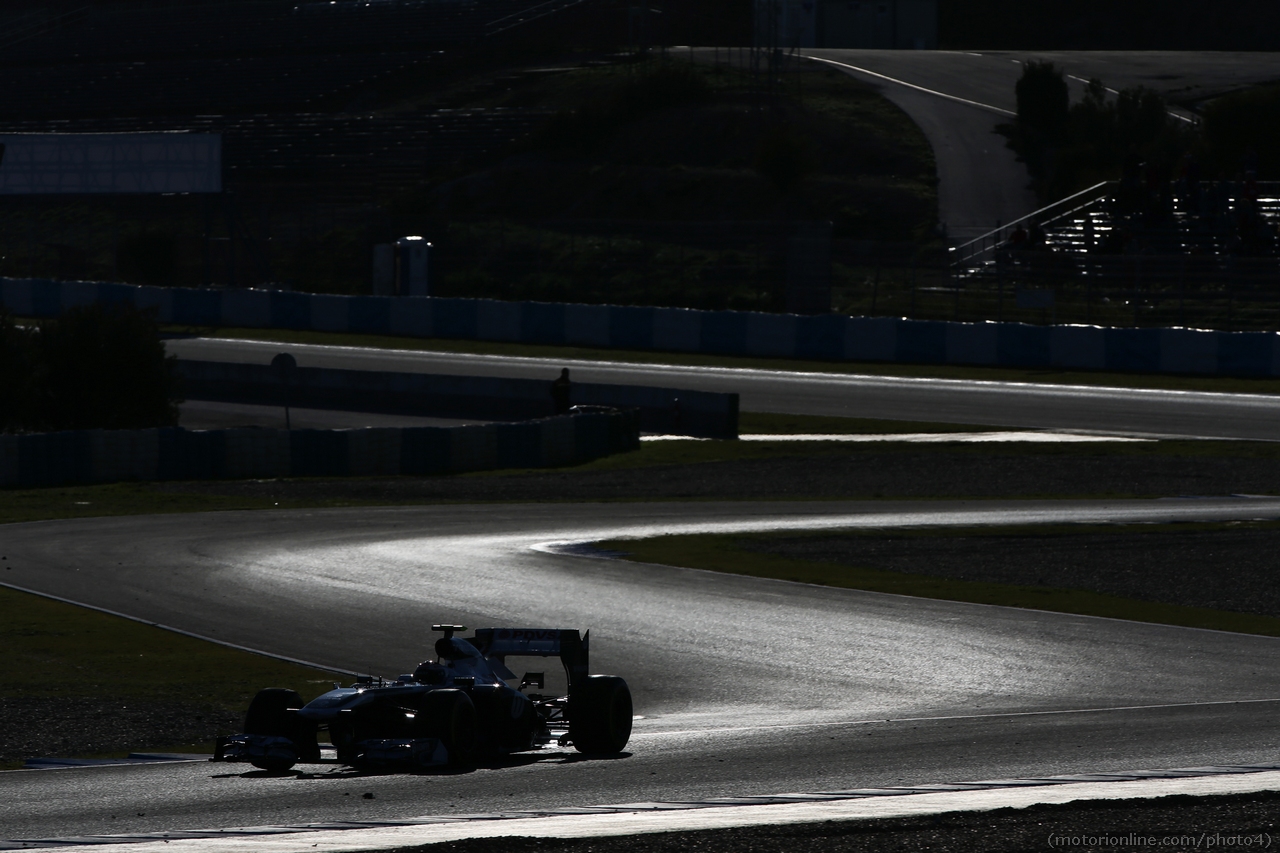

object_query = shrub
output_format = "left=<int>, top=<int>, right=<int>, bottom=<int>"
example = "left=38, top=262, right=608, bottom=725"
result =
left=532, top=61, right=712, bottom=158
left=0, top=311, right=36, bottom=432
left=755, top=124, right=810, bottom=191
left=1203, top=84, right=1280, bottom=178
left=29, top=304, right=180, bottom=432
left=1016, top=61, right=1069, bottom=141
left=1005, top=70, right=1193, bottom=202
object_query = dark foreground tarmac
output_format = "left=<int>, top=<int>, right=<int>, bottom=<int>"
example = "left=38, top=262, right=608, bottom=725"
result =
left=390, top=791, right=1280, bottom=853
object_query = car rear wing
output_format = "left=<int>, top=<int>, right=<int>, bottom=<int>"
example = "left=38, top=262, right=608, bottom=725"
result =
left=469, top=628, right=589, bottom=691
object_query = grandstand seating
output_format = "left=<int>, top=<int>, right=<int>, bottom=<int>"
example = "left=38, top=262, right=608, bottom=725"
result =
left=948, top=182, right=1280, bottom=326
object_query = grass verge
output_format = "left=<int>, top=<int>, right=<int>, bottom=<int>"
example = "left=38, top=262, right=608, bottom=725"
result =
left=0, top=482, right=292, bottom=526
left=597, top=523, right=1280, bottom=638
left=161, top=325, right=1280, bottom=396
left=0, top=585, right=340, bottom=769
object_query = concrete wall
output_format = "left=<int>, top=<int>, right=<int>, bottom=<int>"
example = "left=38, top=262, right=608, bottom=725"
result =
left=6, top=277, right=1280, bottom=378
left=176, top=360, right=739, bottom=440
left=0, top=411, right=639, bottom=489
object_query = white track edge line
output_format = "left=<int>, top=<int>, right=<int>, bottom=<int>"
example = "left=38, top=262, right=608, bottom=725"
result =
left=0, top=581, right=359, bottom=679
left=803, top=54, right=1016, bottom=116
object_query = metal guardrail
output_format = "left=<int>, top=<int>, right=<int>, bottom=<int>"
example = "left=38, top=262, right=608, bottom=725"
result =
left=949, top=181, right=1114, bottom=270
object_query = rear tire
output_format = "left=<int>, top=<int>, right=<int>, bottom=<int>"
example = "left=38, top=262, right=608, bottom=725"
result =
left=244, top=688, right=315, bottom=771
left=569, top=675, right=632, bottom=754
left=416, top=689, right=478, bottom=766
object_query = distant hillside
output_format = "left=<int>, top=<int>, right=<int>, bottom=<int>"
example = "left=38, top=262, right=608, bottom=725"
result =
left=941, top=0, right=1280, bottom=50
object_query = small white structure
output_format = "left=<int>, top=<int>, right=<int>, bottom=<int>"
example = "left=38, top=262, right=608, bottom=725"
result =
left=394, top=236, right=430, bottom=297
left=756, top=0, right=936, bottom=49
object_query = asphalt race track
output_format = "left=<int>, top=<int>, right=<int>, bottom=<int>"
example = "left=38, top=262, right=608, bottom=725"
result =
left=167, top=337, right=1280, bottom=440
left=799, top=50, right=1280, bottom=240
left=5, top=497, right=1280, bottom=841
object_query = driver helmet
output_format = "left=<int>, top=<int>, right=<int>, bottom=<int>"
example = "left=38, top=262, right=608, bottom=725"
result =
left=412, top=661, right=448, bottom=685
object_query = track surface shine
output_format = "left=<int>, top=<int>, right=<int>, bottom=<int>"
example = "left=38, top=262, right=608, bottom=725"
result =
left=167, top=337, right=1280, bottom=440
left=6, top=498, right=1280, bottom=840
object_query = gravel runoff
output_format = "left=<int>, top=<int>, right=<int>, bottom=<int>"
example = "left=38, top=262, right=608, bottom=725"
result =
left=0, top=698, right=237, bottom=767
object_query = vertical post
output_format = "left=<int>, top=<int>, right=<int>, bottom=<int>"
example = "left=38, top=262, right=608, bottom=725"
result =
left=1227, top=260, right=1235, bottom=331
left=26, top=197, right=34, bottom=277
left=1086, top=263, right=1093, bottom=325
left=951, top=251, right=961, bottom=321
left=223, top=192, right=237, bottom=288
left=272, top=353, right=297, bottom=431
left=1178, top=257, right=1186, bottom=328
left=1133, top=257, right=1141, bottom=327
left=112, top=196, right=121, bottom=281
left=870, top=244, right=880, bottom=313
left=908, top=249, right=917, bottom=317
left=201, top=194, right=212, bottom=287
left=996, top=253, right=1004, bottom=323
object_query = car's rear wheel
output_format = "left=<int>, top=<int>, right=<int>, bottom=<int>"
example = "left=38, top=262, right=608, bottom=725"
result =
left=416, top=689, right=478, bottom=766
left=569, top=675, right=632, bottom=754
left=244, top=688, right=315, bottom=772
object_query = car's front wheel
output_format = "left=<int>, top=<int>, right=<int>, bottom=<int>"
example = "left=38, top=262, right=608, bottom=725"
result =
left=416, top=689, right=478, bottom=766
left=569, top=675, right=632, bottom=754
left=244, top=688, right=316, bottom=772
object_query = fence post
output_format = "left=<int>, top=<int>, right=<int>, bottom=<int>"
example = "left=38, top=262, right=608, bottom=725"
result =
left=951, top=250, right=960, bottom=321
left=1178, top=257, right=1186, bottom=328
left=908, top=250, right=917, bottom=318
left=870, top=244, right=880, bottom=313
left=1133, top=256, right=1142, bottom=327
left=996, top=251, right=1004, bottom=322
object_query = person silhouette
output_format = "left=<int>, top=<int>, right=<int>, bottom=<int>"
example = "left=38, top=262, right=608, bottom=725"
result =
left=551, top=368, right=571, bottom=415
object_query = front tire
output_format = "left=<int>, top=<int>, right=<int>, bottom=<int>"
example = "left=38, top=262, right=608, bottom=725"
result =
left=569, top=675, right=632, bottom=754
left=244, top=688, right=315, bottom=772
left=416, top=689, right=478, bottom=766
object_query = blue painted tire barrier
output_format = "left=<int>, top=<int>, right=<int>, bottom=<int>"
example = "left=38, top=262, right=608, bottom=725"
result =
left=0, top=411, right=640, bottom=489
left=175, top=360, right=739, bottom=440
left=5, top=277, right=1279, bottom=378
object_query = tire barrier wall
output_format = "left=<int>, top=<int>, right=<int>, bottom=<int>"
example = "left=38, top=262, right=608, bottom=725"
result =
left=5, top=277, right=1278, bottom=377
left=0, top=411, right=640, bottom=489
left=176, top=360, right=738, bottom=440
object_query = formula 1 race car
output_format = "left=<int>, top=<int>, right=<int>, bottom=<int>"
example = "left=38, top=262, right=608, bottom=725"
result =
left=214, top=625, right=632, bottom=772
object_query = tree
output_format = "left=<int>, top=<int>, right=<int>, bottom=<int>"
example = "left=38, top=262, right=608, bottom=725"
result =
left=1016, top=61, right=1069, bottom=142
left=0, top=310, right=35, bottom=432
left=31, top=304, right=180, bottom=431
